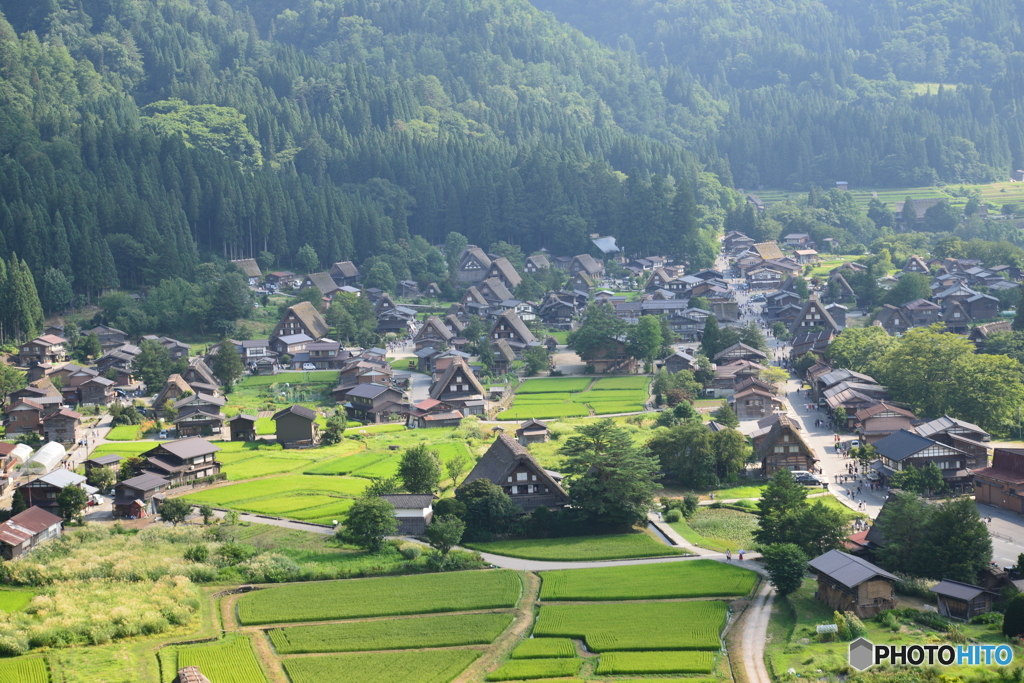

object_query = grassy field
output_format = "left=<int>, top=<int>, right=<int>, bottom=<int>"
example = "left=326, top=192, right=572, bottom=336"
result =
left=0, top=589, right=35, bottom=612
left=596, top=651, right=715, bottom=675
left=590, top=376, right=651, bottom=390
left=683, top=507, right=758, bottom=551
left=184, top=474, right=367, bottom=523
left=516, top=378, right=592, bottom=393
left=282, top=650, right=481, bottom=683
left=538, top=560, right=757, bottom=601
left=237, top=570, right=522, bottom=625
left=532, top=601, right=728, bottom=651
left=106, top=424, right=148, bottom=440
left=499, top=376, right=650, bottom=420
left=0, top=657, right=48, bottom=682
left=174, top=636, right=267, bottom=683
left=269, top=613, right=513, bottom=653
left=485, top=658, right=581, bottom=681
left=465, top=532, right=685, bottom=561
left=510, top=638, right=576, bottom=659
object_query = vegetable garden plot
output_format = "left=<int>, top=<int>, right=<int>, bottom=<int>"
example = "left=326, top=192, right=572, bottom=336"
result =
left=516, top=378, right=592, bottom=393
left=282, top=650, right=480, bottom=683
left=485, top=658, right=581, bottom=680
left=238, top=570, right=521, bottom=624
left=269, top=613, right=513, bottom=653
left=532, top=601, right=727, bottom=651
left=539, top=559, right=757, bottom=601
left=510, top=638, right=577, bottom=659
left=0, top=657, right=48, bottom=683
left=596, top=650, right=715, bottom=674
left=590, top=376, right=651, bottom=390
left=176, top=636, right=267, bottom=683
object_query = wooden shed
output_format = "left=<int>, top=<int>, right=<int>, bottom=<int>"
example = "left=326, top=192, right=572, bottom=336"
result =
left=930, top=579, right=996, bottom=621
left=272, top=405, right=320, bottom=448
left=228, top=414, right=257, bottom=442
left=808, top=549, right=898, bottom=618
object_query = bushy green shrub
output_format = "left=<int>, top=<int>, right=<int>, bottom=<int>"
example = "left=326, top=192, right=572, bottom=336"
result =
left=399, top=543, right=422, bottom=560
left=843, top=611, right=867, bottom=639
left=664, top=509, right=682, bottom=523
left=971, top=612, right=1002, bottom=625
left=912, top=610, right=950, bottom=631
left=238, top=554, right=302, bottom=583
left=184, top=544, right=209, bottom=563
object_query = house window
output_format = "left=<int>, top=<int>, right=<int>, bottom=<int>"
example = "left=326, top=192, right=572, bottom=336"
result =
left=507, top=476, right=513, bottom=482
left=774, top=446, right=784, bottom=453
left=517, top=472, right=527, bottom=481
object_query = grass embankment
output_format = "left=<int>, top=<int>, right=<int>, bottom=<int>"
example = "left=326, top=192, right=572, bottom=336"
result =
left=465, top=531, right=686, bottom=561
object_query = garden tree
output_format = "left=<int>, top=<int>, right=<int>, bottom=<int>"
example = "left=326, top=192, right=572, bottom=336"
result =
left=209, top=272, right=253, bottom=323
left=433, top=497, right=467, bottom=518
left=199, top=504, right=215, bottom=525
left=297, top=244, right=319, bottom=273
left=455, top=479, right=519, bottom=538
left=159, top=498, right=193, bottom=526
left=699, top=314, right=722, bottom=358
left=57, top=485, right=89, bottom=524
left=983, top=331, right=1024, bottom=364
left=867, top=198, right=895, bottom=229
left=80, top=333, right=102, bottom=361
left=648, top=420, right=718, bottom=488
left=86, top=466, right=115, bottom=491
left=462, top=316, right=488, bottom=344
left=560, top=419, right=660, bottom=529
left=673, top=400, right=699, bottom=421
left=793, top=352, right=818, bottom=377
left=212, top=341, right=244, bottom=388
left=329, top=292, right=377, bottom=347
left=711, top=402, right=739, bottom=428
left=364, top=260, right=397, bottom=293
left=0, top=364, right=26, bottom=409
left=712, top=429, right=752, bottom=480
left=522, top=346, right=548, bottom=375
left=567, top=302, right=626, bottom=360
left=754, top=469, right=808, bottom=547
left=477, top=341, right=496, bottom=373
left=294, top=287, right=322, bottom=308
left=10, top=490, right=27, bottom=516
left=689, top=296, right=711, bottom=311
left=625, top=315, right=663, bottom=367
left=883, top=272, right=931, bottom=307
left=341, top=497, right=397, bottom=552
left=920, top=497, right=992, bottom=584
left=445, top=454, right=470, bottom=489
left=738, top=321, right=768, bottom=353
left=161, top=399, right=178, bottom=422
left=364, top=477, right=403, bottom=496
left=1004, top=594, right=1024, bottom=638
left=694, top=353, right=715, bottom=387
left=889, top=462, right=947, bottom=495
left=826, top=326, right=896, bottom=374
left=923, top=200, right=960, bottom=232
left=426, top=515, right=466, bottom=555
left=0, top=255, right=43, bottom=343
left=322, top=415, right=347, bottom=445
left=399, top=444, right=443, bottom=494
left=326, top=299, right=356, bottom=341
left=933, top=235, right=967, bottom=259
left=488, top=241, right=526, bottom=272
left=761, top=543, right=808, bottom=596
left=444, top=232, right=469, bottom=272
left=793, top=277, right=809, bottom=299
left=652, top=369, right=701, bottom=402
left=833, top=407, right=847, bottom=430
left=875, top=491, right=938, bottom=577
left=135, top=339, right=175, bottom=393
left=788, top=502, right=849, bottom=557
left=770, top=322, right=792, bottom=341
left=759, top=366, right=790, bottom=392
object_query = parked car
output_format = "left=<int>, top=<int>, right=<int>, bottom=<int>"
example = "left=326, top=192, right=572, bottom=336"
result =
left=302, top=363, right=316, bottom=370
left=866, top=471, right=880, bottom=481
left=158, top=430, right=168, bottom=439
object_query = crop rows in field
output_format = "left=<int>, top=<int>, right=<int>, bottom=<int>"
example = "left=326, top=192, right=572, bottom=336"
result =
left=177, top=636, right=267, bottom=683
left=539, top=559, right=757, bottom=601
left=485, top=657, right=581, bottom=681
left=596, top=650, right=715, bottom=675
left=282, top=650, right=480, bottom=683
left=532, top=601, right=727, bottom=651
left=517, top=378, right=592, bottom=393
left=238, top=570, right=521, bottom=625
left=510, top=638, right=576, bottom=659
left=269, top=613, right=513, bottom=654
left=0, top=657, right=48, bottom=683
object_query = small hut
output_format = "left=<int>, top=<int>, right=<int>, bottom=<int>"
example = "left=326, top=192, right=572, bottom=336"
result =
left=930, top=580, right=996, bottom=621
left=228, top=414, right=257, bottom=442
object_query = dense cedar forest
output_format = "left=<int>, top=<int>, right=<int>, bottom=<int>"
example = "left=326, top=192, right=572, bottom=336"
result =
left=0, top=0, right=1021, bottom=305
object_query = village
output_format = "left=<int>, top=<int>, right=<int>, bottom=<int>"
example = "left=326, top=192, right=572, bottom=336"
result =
left=3, top=208, right=1024, bottom=683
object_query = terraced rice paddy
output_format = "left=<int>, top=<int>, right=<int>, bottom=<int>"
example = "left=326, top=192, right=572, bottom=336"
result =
left=532, top=601, right=727, bottom=651
left=283, top=650, right=481, bottom=683
left=485, top=657, right=582, bottom=680
left=596, top=651, right=716, bottom=675
left=269, top=613, right=513, bottom=653
left=498, top=377, right=650, bottom=420
left=238, top=570, right=522, bottom=625
left=176, top=636, right=267, bottom=683
left=510, top=638, right=577, bottom=659
left=466, top=533, right=685, bottom=561
left=539, top=560, right=757, bottom=601
left=184, top=474, right=367, bottom=524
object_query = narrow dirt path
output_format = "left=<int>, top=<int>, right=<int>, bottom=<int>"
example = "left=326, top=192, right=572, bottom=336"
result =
left=454, top=571, right=539, bottom=683
left=741, top=580, right=776, bottom=683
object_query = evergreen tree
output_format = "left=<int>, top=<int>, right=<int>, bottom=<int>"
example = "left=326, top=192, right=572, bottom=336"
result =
left=212, top=341, right=244, bottom=389
left=699, top=314, right=722, bottom=358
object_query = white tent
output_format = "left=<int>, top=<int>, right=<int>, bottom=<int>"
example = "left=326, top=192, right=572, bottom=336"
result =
left=7, top=444, right=33, bottom=465
left=23, top=442, right=66, bottom=473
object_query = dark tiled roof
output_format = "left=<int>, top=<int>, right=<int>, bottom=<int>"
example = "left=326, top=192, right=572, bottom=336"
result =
left=379, top=494, right=434, bottom=508
left=154, top=437, right=221, bottom=459
left=8, top=506, right=63, bottom=534
left=808, top=549, right=898, bottom=589
left=872, top=430, right=942, bottom=462
left=930, top=579, right=995, bottom=601
left=119, top=473, right=169, bottom=491
left=88, top=454, right=123, bottom=466
left=272, top=405, right=318, bottom=421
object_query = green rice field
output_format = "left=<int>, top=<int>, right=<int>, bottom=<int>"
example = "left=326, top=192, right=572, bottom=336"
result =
left=510, top=638, right=577, bottom=659
left=596, top=651, right=716, bottom=675
left=0, top=657, right=48, bottom=682
left=237, top=570, right=522, bottom=625
left=105, top=424, right=147, bottom=440
left=538, top=560, right=757, bottom=601
left=184, top=474, right=367, bottom=523
left=0, top=590, right=35, bottom=612
left=269, top=613, right=514, bottom=653
left=175, top=636, right=267, bottom=683
left=485, top=657, right=581, bottom=680
left=516, top=378, right=593, bottom=393
left=465, top=533, right=685, bottom=561
left=282, top=650, right=480, bottom=683
left=498, top=377, right=650, bottom=420
left=532, top=601, right=727, bottom=651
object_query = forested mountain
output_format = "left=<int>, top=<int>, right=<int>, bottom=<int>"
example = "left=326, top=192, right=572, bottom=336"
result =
left=0, top=0, right=734, bottom=310
left=530, top=0, right=1024, bottom=187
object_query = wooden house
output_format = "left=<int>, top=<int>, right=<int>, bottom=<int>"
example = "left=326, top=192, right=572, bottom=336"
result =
left=755, top=414, right=818, bottom=475
left=84, top=454, right=123, bottom=480
left=538, top=293, right=577, bottom=328
left=20, top=470, right=94, bottom=516
left=872, top=430, right=973, bottom=493
left=569, top=254, right=603, bottom=279
left=570, top=271, right=596, bottom=293
left=854, top=403, right=916, bottom=445
left=0, top=507, right=63, bottom=561
left=524, top=254, right=549, bottom=273
left=746, top=267, right=782, bottom=290
left=974, top=448, right=1024, bottom=512
left=808, top=549, right=898, bottom=618
left=730, top=387, right=784, bottom=421
left=137, top=438, right=221, bottom=483
left=414, top=316, right=455, bottom=351
left=265, top=271, right=297, bottom=288
left=273, top=405, right=320, bottom=447
left=182, top=359, right=219, bottom=394
left=488, top=311, right=537, bottom=357
left=900, top=298, right=941, bottom=327
left=85, top=325, right=129, bottom=352
left=19, top=335, right=67, bottom=366
left=478, top=277, right=514, bottom=304
left=153, top=375, right=192, bottom=417
left=4, top=399, right=43, bottom=436
left=544, top=336, right=558, bottom=353
left=903, top=255, right=930, bottom=274
left=228, top=414, right=257, bottom=442
left=113, top=472, right=169, bottom=519
left=914, top=415, right=990, bottom=468
left=713, top=342, right=767, bottom=364
left=173, top=393, right=227, bottom=437
left=79, top=377, right=116, bottom=406
left=457, top=246, right=492, bottom=283
left=790, top=299, right=842, bottom=336
left=516, top=419, right=549, bottom=446
left=930, top=580, right=996, bottom=621
left=490, top=339, right=517, bottom=375
left=271, top=301, right=330, bottom=345
left=41, top=408, right=82, bottom=444
left=662, top=350, right=697, bottom=373
left=231, top=259, right=262, bottom=286
left=428, top=358, right=486, bottom=416
left=579, top=336, right=636, bottom=375
left=405, top=399, right=464, bottom=429
left=341, top=383, right=406, bottom=424
left=484, top=257, right=523, bottom=291
left=329, top=261, right=360, bottom=287
left=379, top=494, right=433, bottom=534
left=462, top=433, right=570, bottom=512
left=302, top=271, right=342, bottom=302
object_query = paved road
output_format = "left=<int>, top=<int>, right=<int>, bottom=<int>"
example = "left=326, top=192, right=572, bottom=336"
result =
left=742, top=581, right=776, bottom=683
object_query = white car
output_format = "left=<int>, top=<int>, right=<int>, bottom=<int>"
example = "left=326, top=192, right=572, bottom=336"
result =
left=866, top=471, right=880, bottom=481
left=158, top=430, right=168, bottom=439
left=302, top=363, right=317, bottom=370
left=848, top=439, right=860, bottom=448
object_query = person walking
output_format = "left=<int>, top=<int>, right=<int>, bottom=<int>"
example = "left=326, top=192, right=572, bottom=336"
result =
left=726, top=550, right=732, bottom=562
